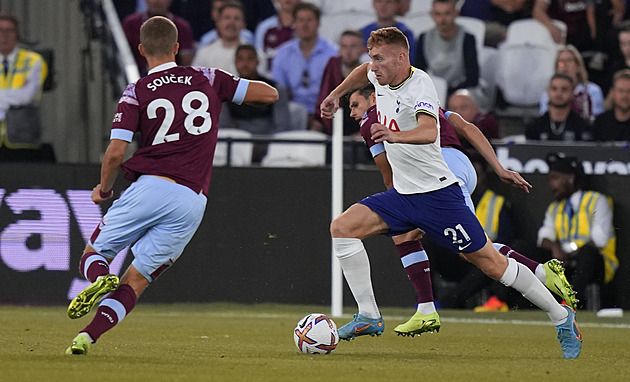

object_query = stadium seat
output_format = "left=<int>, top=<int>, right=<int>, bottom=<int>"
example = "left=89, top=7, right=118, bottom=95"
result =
left=495, top=19, right=559, bottom=110
left=430, top=75, right=448, bottom=107
left=214, top=128, right=254, bottom=167
left=402, top=13, right=434, bottom=37
left=261, top=130, right=328, bottom=167
left=456, top=16, right=485, bottom=56
left=320, top=13, right=374, bottom=44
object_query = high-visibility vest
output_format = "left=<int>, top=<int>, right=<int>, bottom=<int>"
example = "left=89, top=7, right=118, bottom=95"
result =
left=0, top=48, right=48, bottom=148
left=546, top=190, right=618, bottom=283
left=475, top=189, right=505, bottom=242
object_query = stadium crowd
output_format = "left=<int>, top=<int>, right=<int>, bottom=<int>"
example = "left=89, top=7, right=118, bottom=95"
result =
left=111, top=0, right=630, bottom=149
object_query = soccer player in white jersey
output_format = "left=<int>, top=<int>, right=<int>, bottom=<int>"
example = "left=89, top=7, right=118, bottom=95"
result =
left=320, top=27, right=582, bottom=359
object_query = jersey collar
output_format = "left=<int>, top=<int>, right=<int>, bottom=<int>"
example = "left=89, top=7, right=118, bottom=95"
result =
left=148, top=62, right=177, bottom=75
left=389, top=67, right=415, bottom=90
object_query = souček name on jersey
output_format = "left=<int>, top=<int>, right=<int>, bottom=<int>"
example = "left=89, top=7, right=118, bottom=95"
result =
left=147, top=74, right=193, bottom=91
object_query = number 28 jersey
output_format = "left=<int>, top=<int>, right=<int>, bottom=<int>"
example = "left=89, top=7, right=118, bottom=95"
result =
left=368, top=67, right=456, bottom=194
left=111, top=62, right=249, bottom=195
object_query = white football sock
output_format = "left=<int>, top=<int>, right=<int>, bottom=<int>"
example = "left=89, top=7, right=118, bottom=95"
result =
left=417, top=302, right=436, bottom=315
left=333, top=237, right=380, bottom=319
left=499, top=258, right=568, bottom=325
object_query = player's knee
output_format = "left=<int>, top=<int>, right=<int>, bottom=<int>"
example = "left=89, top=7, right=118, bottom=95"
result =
left=330, top=217, right=349, bottom=238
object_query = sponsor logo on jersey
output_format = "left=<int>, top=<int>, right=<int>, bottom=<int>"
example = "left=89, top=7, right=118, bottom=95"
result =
left=414, top=101, right=434, bottom=111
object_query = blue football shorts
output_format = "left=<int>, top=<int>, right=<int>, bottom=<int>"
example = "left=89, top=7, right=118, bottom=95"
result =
left=90, top=175, right=207, bottom=282
left=442, top=147, right=477, bottom=213
left=359, top=183, right=487, bottom=254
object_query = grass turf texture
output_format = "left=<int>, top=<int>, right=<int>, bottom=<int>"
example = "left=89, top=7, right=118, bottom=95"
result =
left=1, top=303, right=629, bottom=381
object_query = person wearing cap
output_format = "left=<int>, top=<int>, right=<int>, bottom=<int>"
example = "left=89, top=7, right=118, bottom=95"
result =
left=537, top=154, right=619, bottom=309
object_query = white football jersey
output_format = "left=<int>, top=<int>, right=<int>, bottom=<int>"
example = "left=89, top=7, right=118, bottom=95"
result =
left=367, top=67, right=457, bottom=194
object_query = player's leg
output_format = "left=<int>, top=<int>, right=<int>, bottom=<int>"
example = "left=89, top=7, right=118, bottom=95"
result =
left=390, top=231, right=441, bottom=336
left=66, top=176, right=207, bottom=355
left=66, top=265, right=146, bottom=355
left=68, top=245, right=121, bottom=319
left=331, top=202, right=390, bottom=340
left=462, top=242, right=582, bottom=358
left=444, top=149, right=577, bottom=308
left=491, top=243, right=577, bottom=309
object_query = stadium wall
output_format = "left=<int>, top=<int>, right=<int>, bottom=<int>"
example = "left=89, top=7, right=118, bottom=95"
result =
left=1, top=157, right=629, bottom=310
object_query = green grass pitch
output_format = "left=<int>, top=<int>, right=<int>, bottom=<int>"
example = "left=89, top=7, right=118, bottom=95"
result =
left=1, top=303, right=629, bottom=381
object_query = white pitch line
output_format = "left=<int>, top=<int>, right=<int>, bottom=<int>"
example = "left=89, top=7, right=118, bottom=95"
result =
left=142, top=311, right=630, bottom=329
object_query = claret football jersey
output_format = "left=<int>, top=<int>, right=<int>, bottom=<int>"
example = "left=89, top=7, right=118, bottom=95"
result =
left=111, top=62, right=249, bottom=194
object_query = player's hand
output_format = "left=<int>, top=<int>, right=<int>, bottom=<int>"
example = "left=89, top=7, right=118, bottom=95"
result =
left=370, top=123, right=392, bottom=143
left=496, top=168, right=532, bottom=193
left=320, top=94, right=340, bottom=120
left=92, top=184, right=113, bottom=204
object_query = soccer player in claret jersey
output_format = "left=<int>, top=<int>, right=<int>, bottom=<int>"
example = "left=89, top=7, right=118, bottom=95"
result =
left=65, top=16, right=278, bottom=355
left=348, top=84, right=577, bottom=336
left=321, top=27, right=582, bottom=359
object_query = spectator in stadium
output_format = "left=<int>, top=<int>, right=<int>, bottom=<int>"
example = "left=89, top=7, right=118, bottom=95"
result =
left=532, top=0, right=596, bottom=52
left=122, top=0, right=194, bottom=75
left=311, top=30, right=367, bottom=135
left=527, top=73, right=592, bottom=141
left=65, top=16, right=278, bottom=355
left=361, top=0, right=416, bottom=61
left=197, top=0, right=254, bottom=49
left=254, top=0, right=298, bottom=76
left=591, top=69, right=630, bottom=141
left=219, top=44, right=293, bottom=137
left=271, top=2, right=337, bottom=118
left=539, top=45, right=605, bottom=123
left=447, top=89, right=500, bottom=145
left=413, top=0, right=479, bottom=95
left=602, top=21, right=630, bottom=96
left=193, top=1, right=248, bottom=74
left=537, top=153, right=618, bottom=310
left=0, top=14, right=50, bottom=161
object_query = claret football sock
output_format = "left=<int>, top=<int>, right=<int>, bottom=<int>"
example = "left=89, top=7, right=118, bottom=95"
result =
left=82, top=284, right=137, bottom=342
left=395, top=240, right=435, bottom=307
left=80, top=252, right=110, bottom=283
left=493, top=243, right=540, bottom=274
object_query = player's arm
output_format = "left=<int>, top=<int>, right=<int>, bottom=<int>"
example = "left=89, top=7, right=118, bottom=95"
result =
left=447, top=111, right=532, bottom=193
left=92, top=139, right=128, bottom=204
left=242, top=80, right=279, bottom=106
left=373, top=152, right=393, bottom=189
left=320, top=62, right=371, bottom=120
left=371, top=113, right=438, bottom=144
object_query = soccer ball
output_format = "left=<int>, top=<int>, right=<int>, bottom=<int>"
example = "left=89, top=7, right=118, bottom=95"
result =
left=293, top=313, right=339, bottom=354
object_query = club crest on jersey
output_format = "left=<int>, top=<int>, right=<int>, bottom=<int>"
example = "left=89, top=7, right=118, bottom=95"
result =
left=395, top=97, right=401, bottom=113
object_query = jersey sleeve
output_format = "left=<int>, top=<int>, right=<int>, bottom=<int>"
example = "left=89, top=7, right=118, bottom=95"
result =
left=359, top=107, right=385, bottom=157
left=199, top=67, right=250, bottom=105
left=412, top=73, right=439, bottom=120
left=110, top=82, right=140, bottom=142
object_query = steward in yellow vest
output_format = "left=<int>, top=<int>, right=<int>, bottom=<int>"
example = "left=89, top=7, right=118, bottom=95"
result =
left=538, top=154, right=618, bottom=309
left=0, top=14, right=48, bottom=156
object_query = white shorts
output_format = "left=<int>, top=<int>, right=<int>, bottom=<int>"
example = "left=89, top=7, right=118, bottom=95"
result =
left=442, top=147, right=477, bottom=213
left=90, top=175, right=207, bottom=282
